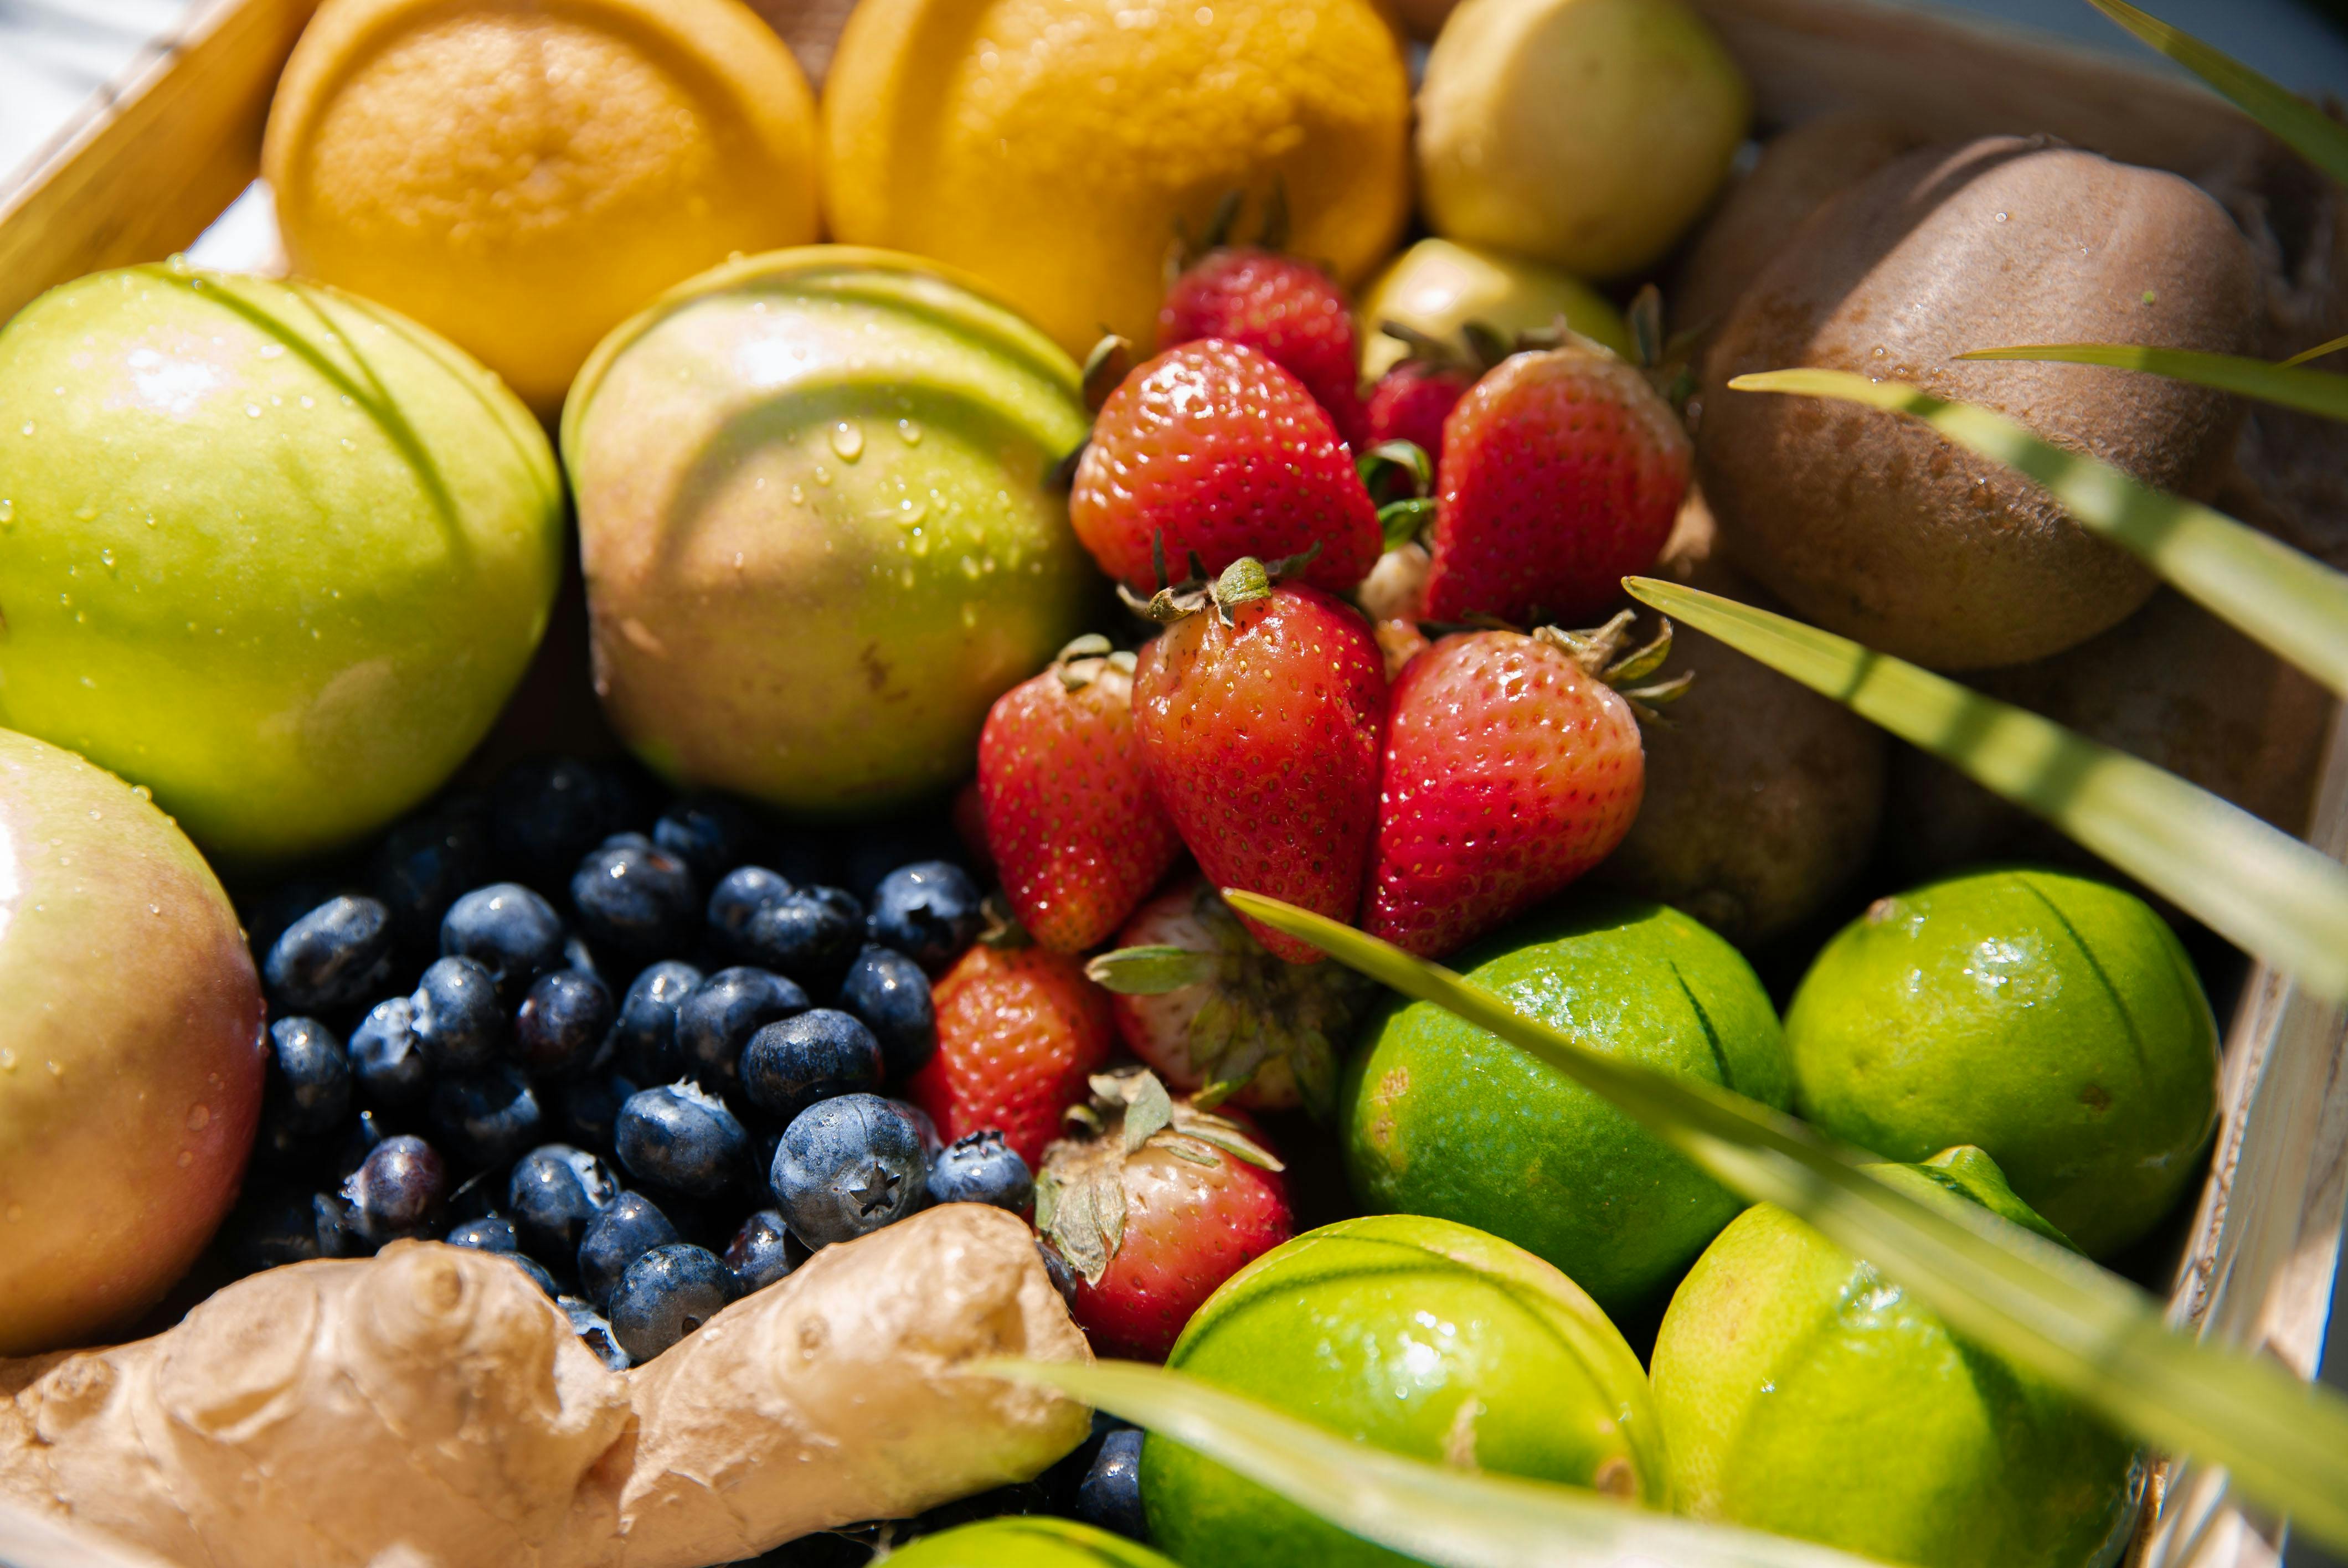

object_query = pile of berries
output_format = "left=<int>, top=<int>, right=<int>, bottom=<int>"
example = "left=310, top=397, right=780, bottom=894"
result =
left=224, top=755, right=1009, bottom=1369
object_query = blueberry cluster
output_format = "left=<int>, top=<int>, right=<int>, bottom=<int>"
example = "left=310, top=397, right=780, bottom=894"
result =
left=223, top=756, right=1018, bottom=1369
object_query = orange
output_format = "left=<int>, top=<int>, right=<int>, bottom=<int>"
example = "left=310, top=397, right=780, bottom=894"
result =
left=821, top=0, right=1413, bottom=358
left=264, top=0, right=820, bottom=417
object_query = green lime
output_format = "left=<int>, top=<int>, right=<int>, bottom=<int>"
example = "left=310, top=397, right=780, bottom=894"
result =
left=1784, top=866, right=2218, bottom=1258
left=1144, top=1214, right=1665, bottom=1568
left=1649, top=1147, right=2140, bottom=1568
left=880, top=1518, right=1177, bottom=1566
left=1339, top=895, right=1790, bottom=1312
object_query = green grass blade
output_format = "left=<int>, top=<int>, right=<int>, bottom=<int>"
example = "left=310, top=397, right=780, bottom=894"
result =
left=2281, top=332, right=2348, bottom=369
left=1958, top=343, right=2348, bottom=421
left=1619, top=577, right=2348, bottom=1004
left=987, top=1359, right=1893, bottom=1568
left=1222, top=891, right=2348, bottom=1551
left=2082, top=0, right=2348, bottom=185
left=1727, top=368, right=2348, bottom=699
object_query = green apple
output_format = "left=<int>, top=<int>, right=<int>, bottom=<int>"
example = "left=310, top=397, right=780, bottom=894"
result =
left=0, top=264, right=563, bottom=864
left=561, top=246, right=1098, bottom=815
left=0, top=728, right=265, bottom=1354
left=882, top=1518, right=1178, bottom=1566
left=1357, top=237, right=1631, bottom=380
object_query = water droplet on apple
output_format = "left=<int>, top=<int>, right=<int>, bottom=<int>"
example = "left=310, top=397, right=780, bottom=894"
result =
left=898, top=418, right=923, bottom=446
left=830, top=421, right=864, bottom=461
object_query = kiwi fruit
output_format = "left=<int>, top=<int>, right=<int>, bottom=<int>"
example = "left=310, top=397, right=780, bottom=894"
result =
left=1598, top=499, right=1888, bottom=947
left=1671, top=114, right=1924, bottom=339
left=1893, top=587, right=2331, bottom=879
left=1697, top=135, right=2261, bottom=670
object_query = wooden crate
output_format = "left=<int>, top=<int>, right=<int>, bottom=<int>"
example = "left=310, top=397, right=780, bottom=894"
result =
left=1, top=1, right=2342, bottom=1566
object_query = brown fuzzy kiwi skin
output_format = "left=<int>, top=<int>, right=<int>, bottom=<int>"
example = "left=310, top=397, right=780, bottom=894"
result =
left=1696, top=135, right=2261, bottom=672
left=1597, top=501, right=1888, bottom=948
left=1670, top=114, right=1925, bottom=341
left=1892, top=587, right=2332, bottom=884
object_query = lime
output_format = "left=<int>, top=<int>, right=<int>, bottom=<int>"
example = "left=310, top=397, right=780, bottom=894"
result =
left=1145, top=1215, right=1666, bottom=1568
left=1340, top=895, right=1789, bottom=1312
left=881, top=1518, right=1178, bottom=1566
left=1650, top=1147, right=2140, bottom=1568
left=1784, top=866, right=2219, bottom=1258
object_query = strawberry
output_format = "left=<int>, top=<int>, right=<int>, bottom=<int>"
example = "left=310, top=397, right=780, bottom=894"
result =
left=979, top=635, right=1183, bottom=953
left=1070, top=341, right=1381, bottom=596
left=1086, top=878, right=1374, bottom=1114
left=1365, top=359, right=1474, bottom=473
left=904, top=937, right=1118, bottom=1168
left=1365, top=617, right=1680, bottom=958
left=1037, top=1067, right=1292, bottom=1360
left=1131, top=559, right=1387, bottom=964
left=1420, top=343, right=1692, bottom=627
left=1159, top=247, right=1369, bottom=448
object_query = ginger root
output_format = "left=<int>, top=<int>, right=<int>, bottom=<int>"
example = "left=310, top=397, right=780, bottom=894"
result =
left=0, top=1204, right=1090, bottom=1568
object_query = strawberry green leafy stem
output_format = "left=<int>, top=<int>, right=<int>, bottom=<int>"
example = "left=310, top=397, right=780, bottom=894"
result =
left=983, top=1359, right=1893, bottom=1568
left=2081, top=0, right=2348, bottom=187
left=1956, top=343, right=2348, bottom=423
left=1620, top=577, right=2348, bottom=1007
left=1220, top=890, right=2348, bottom=1552
left=1726, top=368, right=2348, bottom=700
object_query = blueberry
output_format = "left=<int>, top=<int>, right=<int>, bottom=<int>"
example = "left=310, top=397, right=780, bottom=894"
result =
left=843, top=823, right=950, bottom=907
left=838, top=944, right=938, bottom=1080
left=314, top=1192, right=364, bottom=1258
left=611, top=961, right=702, bottom=1082
left=867, top=862, right=984, bottom=974
left=1038, top=1242, right=1078, bottom=1308
left=739, top=1010, right=884, bottom=1124
left=577, top=1192, right=681, bottom=1311
left=653, top=796, right=758, bottom=885
left=564, top=933, right=604, bottom=982
left=259, top=1017, right=352, bottom=1160
left=676, top=967, right=808, bottom=1092
left=508, top=1144, right=620, bottom=1262
left=571, top=837, right=699, bottom=955
left=707, top=866, right=791, bottom=954
left=349, top=997, right=432, bottom=1108
left=738, top=891, right=862, bottom=992
left=1078, top=1428, right=1148, bottom=1540
left=427, top=1064, right=545, bottom=1170
left=333, top=1107, right=394, bottom=1178
left=493, top=757, right=639, bottom=887
left=498, top=1252, right=563, bottom=1297
left=615, top=1082, right=749, bottom=1198
left=264, top=895, right=397, bottom=1013
left=609, top=1243, right=734, bottom=1362
left=225, top=1183, right=331, bottom=1269
left=926, top=1129, right=1034, bottom=1214
left=553, top=1070, right=639, bottom=1158
left=446, top=1216, right=521, bottom=1252
left=723, top=1209, right=804, bottom=1295
left=560, top=1294, right=631, bottom=1371
left=770, top=1095, right=931, bottom=1247
left=441, top=883, right=567, bottom=1004
left=341, top=1135, right=448, bottom=1246
left=514, top=968, right=615, bottom=1077
left=371, top=798, right=492, bottom=948
left=240, top=876, right=342, bottom=969
left=410, top=956, right=507, bottom=1071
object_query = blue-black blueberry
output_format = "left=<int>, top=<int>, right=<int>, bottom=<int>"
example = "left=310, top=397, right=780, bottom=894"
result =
left=577, top=1191, right=681, bottom=1312
left=370, top=797, right=492, bottom=950
left=1078, top=1428, right=1148, bottom=1540
left=837, top=944, right=938, bottom=1080
left=675, top=966, right=807, bottom=1092
left=770, top=1095, right=931, bottom=1247
left=440, top=883, right=567, bottom=1004
left=738, top=890, right=862, bottom=993
left=560, top=1293, right=631, bottom=1371
left=492, top=757, right=640, bottom=889
left=867, top=862, right=984, bottom=975
left=446, top=1216, right=521, bottom=1253
left=615, top=1082, right=750, bottom=1198
left=570, top=836, right=699, bottom=955
left=926, top=1129, right=1034, bottom=1214
left=609, top=1243, right=734, bottom=1362
left=409, top=955, right=507, bottom=1072
left=723, top=1209, right=804, bottom=1296
left=610, top=960, right=702, bottom=1082
left=739, top=1009, right=883, bottom=1125
left=653, top=796, right=758, bottom=885
left=508, top=1144, right=620, bottom=1262
left=348, top=996, right=431, bottom=1108
left=513, top=968, right=615, bottom=1077
left=264, top=894, right=397, bottom=1013
left=341, top=1134, right=448, bottom=1247
left=427, top=1064, right=545, bottom=1170
left=707, top=865, right=791, bottom=956
left=553, top=1070, right=639, bottom=1159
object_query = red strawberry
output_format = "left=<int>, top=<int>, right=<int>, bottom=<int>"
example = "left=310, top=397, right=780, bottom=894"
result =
left=1160, top=247, right=1369, bottom=448
left=1037, top=1066, right=1292, bottom=1360
left=1131, top=561, right=1386, bottom=964
left=979, top=635, right=1184, bottom=953
left=1421, top=344, right=1691, bottom=627
left=1086, top=878, right=1374, bottom=1113
left=905, top=939, right=1118, bottom=1168
left=1070, top=341, right=1380, bottom=596
left=1366, top=359, right=1474, bottom=473
left=1364, top=623, right=1654, bottom=958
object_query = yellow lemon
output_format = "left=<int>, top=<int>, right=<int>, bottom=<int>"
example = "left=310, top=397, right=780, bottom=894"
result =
left=265, top=0, right=820, bottom=418
left=821, top=0, right=1412, bottom=358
